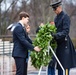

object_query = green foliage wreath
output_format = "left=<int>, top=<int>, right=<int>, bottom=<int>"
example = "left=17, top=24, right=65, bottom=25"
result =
left=30, top=23, right=57, bottom=69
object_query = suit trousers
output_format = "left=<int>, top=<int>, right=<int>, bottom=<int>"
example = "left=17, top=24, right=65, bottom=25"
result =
left=14, top=57, right=27, bottom=75
left=48, top=67, right=55, bottom=75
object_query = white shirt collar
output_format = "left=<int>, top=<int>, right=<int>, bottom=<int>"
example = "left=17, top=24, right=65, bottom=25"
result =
left=19, top=21, right=24, bottom=27
left=11, top=26, right=16, bottom=32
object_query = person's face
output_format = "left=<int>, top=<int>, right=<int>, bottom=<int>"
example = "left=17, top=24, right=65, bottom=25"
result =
left=40, top=23, right=44, bottom=26
left=53, top=6, right=62, bottom=14
left=53, top=7, right=59, bottom=14
left=22, top=17, right=29, bottom=25
left=26, top=25, right=30, bottom=33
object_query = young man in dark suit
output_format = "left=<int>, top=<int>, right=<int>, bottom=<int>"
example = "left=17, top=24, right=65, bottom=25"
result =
left=12, top=11, right=41, bottom=75
left=50, top=1, right=76, bottom=75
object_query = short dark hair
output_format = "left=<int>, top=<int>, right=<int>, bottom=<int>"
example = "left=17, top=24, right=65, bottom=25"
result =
left=19, top=11, right=29, bottom=20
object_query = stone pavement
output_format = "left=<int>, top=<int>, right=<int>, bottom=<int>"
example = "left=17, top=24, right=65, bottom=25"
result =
left=27, top=58, right=76, bottom=75
left=27, top=52, right=76, bottom=75
left=27, top=68, right=76, bottom=75
left=1, top=67, right=76, bottom=75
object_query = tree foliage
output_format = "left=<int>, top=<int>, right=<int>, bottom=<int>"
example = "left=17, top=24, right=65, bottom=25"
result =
left=0, top=0, right=76, bottom=38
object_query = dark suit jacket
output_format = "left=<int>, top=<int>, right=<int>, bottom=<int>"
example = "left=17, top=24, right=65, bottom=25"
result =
left=12, top=23, right=34, bottom=58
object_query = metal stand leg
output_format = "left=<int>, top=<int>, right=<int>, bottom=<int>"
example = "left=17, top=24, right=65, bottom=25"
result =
left=38, top=66, right=48, bottom=75
left=49, top=45, right=65, bottom=75
left=63, top=70, right=65, bottom=75
left=38, top=42, right=65, bottom=75
left=49, top=46, right=65, bottom=71
left=46, top=66, right=48, bottom=75
left=38, top=66, right=42, bottom=75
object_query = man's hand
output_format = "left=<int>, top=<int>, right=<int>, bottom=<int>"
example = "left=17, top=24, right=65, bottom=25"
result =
left=34, top=46, right=41, bottom=52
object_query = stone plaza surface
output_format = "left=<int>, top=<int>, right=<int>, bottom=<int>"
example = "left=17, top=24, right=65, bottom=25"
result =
left=0, top=40, right=76, bottom=75
left=28, top=68, right=76, bottom=75
left=1, top=68, right=76, bottom=75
